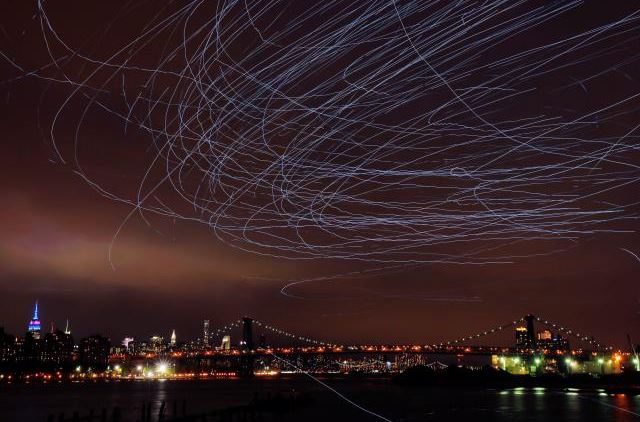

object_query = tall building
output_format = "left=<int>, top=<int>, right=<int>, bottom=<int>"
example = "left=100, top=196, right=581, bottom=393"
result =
left=515, top=315, right=537, bottom=349
left=149, top=336, right=165, bottom=353
left=221, top=335, right=231, bottom=350
left=515, top=326, right=528, bottom=348
left=170, top=329, right=177, bottom=346
left=27, top=301, right=41, bottom=340
left=0, top=327, right=16, bottom=366
left=122, top=337, right=134, bottom=351
left=42, top=329, right=74, bottom=368
left=20, top=331, right=43, bottom=367
left=64, top=319, right=71, bottom=335
left=79, top=335, right=111, bottom=370
left=203, top=320, right=210, bottom=347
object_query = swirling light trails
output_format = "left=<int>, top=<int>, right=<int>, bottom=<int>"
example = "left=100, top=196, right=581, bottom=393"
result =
left=2, top=0, right=639, bottom=269
left=620, top=248, right=640, bottom=264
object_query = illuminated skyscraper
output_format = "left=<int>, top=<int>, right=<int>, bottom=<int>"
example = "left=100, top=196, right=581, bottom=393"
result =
left=122, top=337, right=134, bottom=351
left=221, top=335, right=231, bottom=350
left=170, top=329, right=177, bottom=346
left=515, top=314, right=537, bottom=349
left=27, top=301, right=41, bottom=340
left=203, top=320, right=210, bottom=346
left=64, top=319, right=71, bottom=335
left=515, top=326, right=528, bottom=347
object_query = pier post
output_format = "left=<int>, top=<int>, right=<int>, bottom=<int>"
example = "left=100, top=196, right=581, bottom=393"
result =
left=158, top=401, right=166, bottom=420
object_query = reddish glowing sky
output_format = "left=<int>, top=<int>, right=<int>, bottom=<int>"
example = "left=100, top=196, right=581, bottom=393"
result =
left=0, top=0, right=639, bottom=347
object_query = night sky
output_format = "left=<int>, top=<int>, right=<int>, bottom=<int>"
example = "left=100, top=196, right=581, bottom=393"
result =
left=1, top=0, right=639, bottom=347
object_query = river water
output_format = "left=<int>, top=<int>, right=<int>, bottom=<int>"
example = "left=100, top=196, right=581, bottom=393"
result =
left=1, top=376, right=639, bottom=421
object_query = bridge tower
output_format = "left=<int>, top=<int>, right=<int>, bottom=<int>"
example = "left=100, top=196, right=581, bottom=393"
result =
left=525, top=314, right=536, bottom=349
left=238, top=317, right=255, bottom=377
left=241, top=317, right=254, bottom=350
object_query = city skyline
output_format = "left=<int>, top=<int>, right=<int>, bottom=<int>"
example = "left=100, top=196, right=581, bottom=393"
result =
left=0, top=0, right=639, bottom=361
left=1, top=300, right=613, bottom=352
left=2, top=300, right=631, bottom=383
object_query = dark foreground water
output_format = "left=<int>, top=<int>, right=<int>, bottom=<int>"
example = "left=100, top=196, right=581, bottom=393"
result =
left=1, top=377, right=640, bottom=421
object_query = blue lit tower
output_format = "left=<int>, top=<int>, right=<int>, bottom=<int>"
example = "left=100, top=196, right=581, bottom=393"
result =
left=27, top=301, right=41, bottom=339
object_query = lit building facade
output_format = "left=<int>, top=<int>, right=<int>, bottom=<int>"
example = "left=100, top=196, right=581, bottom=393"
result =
left=0, top=327, right=16, bottom=366
left=122, top=337, right=134, bottom=352
left=203, top=320, right=210, bottom=347
left=537, top=329, right=552, bottom=341
left=149, top=336, right=165, bottom=353
left=515, top=326, right=528, bottom=348
left=221, top=335, right=231, bottom=350
left=515, top=314, right=537, bottom=349
left=27, top=301, right=41, bottom=340
left=41, top=330, right=74, bottom=367
left=79, top=335, right=111, bottom=370
left=532, top=328, right=570, bottom=352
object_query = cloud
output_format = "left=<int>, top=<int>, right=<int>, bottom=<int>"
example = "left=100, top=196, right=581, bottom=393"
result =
left=0, top=191, right=283, bottom=290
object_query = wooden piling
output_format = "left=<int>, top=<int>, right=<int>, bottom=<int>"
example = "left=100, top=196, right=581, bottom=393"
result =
left=158, top=401, right=166, bottom=420
left=112, top=406, right=122, bottom=422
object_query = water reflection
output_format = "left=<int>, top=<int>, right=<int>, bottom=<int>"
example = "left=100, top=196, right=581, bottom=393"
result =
left=1, top=380, right=640, bottom=421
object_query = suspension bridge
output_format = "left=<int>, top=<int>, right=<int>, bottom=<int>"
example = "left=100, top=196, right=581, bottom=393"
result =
left=108, top=314, right=627, bottom=378
left=199, top=313, right=613, bottom=355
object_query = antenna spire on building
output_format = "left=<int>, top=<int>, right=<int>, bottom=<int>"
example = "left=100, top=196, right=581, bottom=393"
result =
left=27, top=300, right=42, bottom=339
